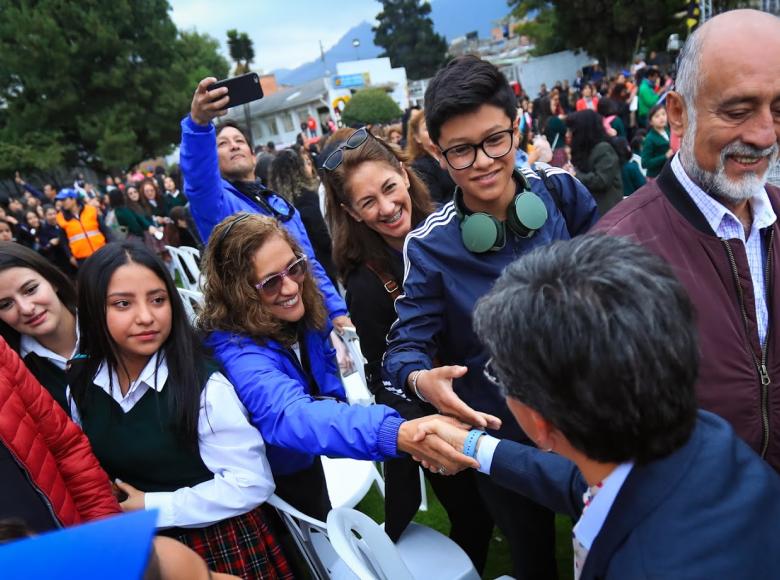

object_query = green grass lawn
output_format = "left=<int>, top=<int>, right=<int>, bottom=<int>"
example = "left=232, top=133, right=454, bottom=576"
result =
left=357, top=481, right=573, bottom=579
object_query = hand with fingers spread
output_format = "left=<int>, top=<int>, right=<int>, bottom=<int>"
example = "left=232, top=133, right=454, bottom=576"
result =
left=397, top=415, right=478, bottom=475
left=190, top=77, right=230, bottom=127
left=409, top=366, right=502, bottom=431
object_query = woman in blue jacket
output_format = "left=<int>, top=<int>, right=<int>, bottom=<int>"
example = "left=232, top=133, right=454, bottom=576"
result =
left=198, top=213, right=485, bottom=519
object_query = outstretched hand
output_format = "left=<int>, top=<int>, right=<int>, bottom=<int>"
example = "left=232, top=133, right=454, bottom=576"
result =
left=412, top=415, right=487, bottom=473
left=397, top=415, right=478, bottom=475
left=190, top=77, right=230, bottom=126
left=413, top=366, right=502, bottom=430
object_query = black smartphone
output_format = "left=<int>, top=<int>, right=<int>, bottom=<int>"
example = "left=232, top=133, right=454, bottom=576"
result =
left=207, top=72, right=264, bottom=108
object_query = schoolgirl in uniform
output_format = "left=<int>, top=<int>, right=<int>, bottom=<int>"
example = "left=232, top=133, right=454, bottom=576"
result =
left=68, top=241, right=291, bottom=580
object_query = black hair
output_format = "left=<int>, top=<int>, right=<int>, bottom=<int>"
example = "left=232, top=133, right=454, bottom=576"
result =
left=216, top=120, right=253, bottom=150
left=566, top=110, right=607, bottom=171
left=0, top=241, right=78, bottom=352
left=647, top=103, right=667, bottom=125
left=254, top=153, right=275, bottom=186
left=630, top=131, right=647, bottom=154
left=108, top=189, right=125, bottom=209
left=0, top=518, right=33, bottom=543
left=612, top=137, right=632, bottom=164
left=424, top=55, right=517, bottom=144
left=596, top=97, right=618, bottom=118
left=72, top=241, right=207, bottom=448
left=473, top=235, right=698, bottom=464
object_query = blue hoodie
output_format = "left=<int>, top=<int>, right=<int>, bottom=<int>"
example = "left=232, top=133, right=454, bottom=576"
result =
left=383, top=167, right=598, bottom=442
left=206, top=326, right=404, bottom=476
left=179, top=115, right=347, bottom=319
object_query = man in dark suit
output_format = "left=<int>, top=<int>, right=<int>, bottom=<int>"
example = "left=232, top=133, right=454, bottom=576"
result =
left=415, top=235, right=780, bottom=579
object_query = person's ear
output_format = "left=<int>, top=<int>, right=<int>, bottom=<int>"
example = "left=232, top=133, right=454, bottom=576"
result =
left=400, top=164, right=411, bottom=189
left=340, top=202, right=362, bottom=223
left=666, top=92, right=686, bottom=138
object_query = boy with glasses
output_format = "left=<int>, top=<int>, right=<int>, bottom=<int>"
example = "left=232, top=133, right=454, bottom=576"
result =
left=383, top=55, right=597, bottom=579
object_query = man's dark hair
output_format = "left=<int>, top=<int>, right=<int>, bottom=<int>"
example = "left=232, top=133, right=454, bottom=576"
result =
left=423, top=55, right=517, bottom=144
left=473, top=235, right=698, bottom=464
left=215, top=120, right=252, bottom=149
left=266, top=140, right=276, bottom=152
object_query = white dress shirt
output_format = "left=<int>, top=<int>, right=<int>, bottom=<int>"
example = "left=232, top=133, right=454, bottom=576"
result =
left=19, top=322, right=80, bottom=370
left=672, top=154, right=777, bottom=346
left=69, top=353, right=275, bottom=528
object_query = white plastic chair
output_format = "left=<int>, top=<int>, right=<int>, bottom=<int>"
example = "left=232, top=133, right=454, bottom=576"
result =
left=322, top=457, right=385, bottom=509
left=166, top=245, right=202, bottom=291
left=327, top=507, right=480, bottom=580
left=266, top=495, right=357, bottom=580
left=177, top=288, right=204, bottom=325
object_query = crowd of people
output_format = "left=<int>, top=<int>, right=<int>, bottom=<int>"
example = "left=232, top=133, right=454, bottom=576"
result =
left=1, top=7, right=780, bottom=580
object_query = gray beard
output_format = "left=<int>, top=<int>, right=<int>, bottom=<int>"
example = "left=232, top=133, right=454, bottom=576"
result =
left=680, top=116, right=779, bottom=205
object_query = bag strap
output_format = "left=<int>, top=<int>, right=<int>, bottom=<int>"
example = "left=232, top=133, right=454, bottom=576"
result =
left=365, top=261, right=402, bottom=301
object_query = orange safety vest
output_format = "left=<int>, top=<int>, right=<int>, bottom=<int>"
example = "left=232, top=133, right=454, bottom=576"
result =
left=56, top=204, right=106, bottom=260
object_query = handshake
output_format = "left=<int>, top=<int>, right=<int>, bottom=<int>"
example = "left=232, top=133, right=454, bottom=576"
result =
left=397, top=413, right=500, bottom=476
left=395, top=364, right=502, bottom=475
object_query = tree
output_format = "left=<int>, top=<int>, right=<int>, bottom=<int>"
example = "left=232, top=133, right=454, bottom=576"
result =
left=341, top=89, right=403, bottom=126
left=226, top=29, right=255, bottom=75
left=373, top=0, right=449, bottom=80
left=508, top=0, right=752, bottom=66
left=0, top=0, right=229, bottom=175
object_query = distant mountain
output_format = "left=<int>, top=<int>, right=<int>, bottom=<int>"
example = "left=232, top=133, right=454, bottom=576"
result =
left=273, top=0, right=511, bottom=86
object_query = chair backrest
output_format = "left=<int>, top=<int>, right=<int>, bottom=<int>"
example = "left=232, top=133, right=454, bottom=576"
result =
left=327, top=508, right=414, bottom=580
left=166, top=245, right=202, bottom=291
left=177, top=288, right=204, bottom=325
left=267, top=495, right=355, bottom=580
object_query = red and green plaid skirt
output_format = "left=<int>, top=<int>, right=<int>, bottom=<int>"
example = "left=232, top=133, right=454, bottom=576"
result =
left=170, top=507, right=293, bottom=579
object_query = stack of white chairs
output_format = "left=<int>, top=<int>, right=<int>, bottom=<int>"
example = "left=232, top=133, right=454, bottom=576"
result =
left=166, top=245, right=202, bottom=291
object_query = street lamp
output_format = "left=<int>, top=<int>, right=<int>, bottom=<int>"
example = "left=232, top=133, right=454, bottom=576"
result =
left=352, top=38, right=360, bottom=61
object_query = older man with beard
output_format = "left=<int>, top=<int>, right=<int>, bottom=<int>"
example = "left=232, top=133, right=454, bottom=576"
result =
left=596, top=9, right=780, bottom=471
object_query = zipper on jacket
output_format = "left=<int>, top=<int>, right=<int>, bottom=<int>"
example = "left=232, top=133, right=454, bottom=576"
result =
left=3, top=440, right=63, bottom=528
left=722, top=236, right=772, bottom=457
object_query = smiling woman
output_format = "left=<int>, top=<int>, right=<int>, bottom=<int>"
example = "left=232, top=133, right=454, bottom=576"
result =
left=0, top=242, right=79, bottom=412
left=67, top=241, right=291, bottom=579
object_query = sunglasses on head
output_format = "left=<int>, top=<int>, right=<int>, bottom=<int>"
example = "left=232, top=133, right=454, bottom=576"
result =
left=255, top=255, right=307, bottom=296
left=321, top=127, right=370, bottom=172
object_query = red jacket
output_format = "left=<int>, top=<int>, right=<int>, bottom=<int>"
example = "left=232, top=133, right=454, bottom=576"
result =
left=596, top=164, right=780, bottom=471
left=0, top=338, right=120, bottom=526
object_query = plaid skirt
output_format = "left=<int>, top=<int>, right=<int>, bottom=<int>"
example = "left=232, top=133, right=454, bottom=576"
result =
left=169, top=507, right=293, bottom=580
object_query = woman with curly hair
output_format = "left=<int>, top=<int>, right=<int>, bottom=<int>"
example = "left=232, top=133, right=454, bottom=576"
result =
left=198, top=213, right=483, bottom=520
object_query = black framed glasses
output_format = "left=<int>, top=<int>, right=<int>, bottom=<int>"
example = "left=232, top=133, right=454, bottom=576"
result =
left=255, top=255, right=307, bottom=296
left=440, top=126, right=515, bottom=170
left=322, top=127, right=370, bottom=172
left=216, top=213, right=252, bottom=257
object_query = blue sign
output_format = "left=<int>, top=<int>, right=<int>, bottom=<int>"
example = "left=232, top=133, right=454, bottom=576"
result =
left=334, top=73, right=370, bottom=88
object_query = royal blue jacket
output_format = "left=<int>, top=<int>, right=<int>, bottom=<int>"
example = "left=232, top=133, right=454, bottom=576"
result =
left=206, top=326, right=404, bottom=477
left=383, top=167, right=598, bottom=442
left=179, top=115, right=347, bottom=319
left=490, top=411, right=780, bottom=579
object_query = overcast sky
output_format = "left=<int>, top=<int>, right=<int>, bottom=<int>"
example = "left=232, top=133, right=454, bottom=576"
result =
left=169, top=0, right=383, bottom=72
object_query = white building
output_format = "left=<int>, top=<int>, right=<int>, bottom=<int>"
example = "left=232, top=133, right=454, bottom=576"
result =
left=223, top=58, right=409, bottom=148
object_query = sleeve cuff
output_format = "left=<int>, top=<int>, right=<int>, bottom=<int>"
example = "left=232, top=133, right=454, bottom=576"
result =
left=475, top=435, right=501, bottom=474
left=377, top=415, right=405, bottom=457
left=143, top=491, right=176, bottom=528
left=182, top=115, right=214, bottom=133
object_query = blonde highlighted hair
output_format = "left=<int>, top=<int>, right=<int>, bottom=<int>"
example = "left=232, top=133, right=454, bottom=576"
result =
left=198, top=213, right=327, bottom=345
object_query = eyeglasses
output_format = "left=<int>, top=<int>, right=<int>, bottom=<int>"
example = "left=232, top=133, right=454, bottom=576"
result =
left=483, top=357, right=503, bottom=388
left=439, top=127, right=515, bottom=170
left=255, top=255, right=307, bottom=296
left=215, top=213, right=251, bottom=257
left=322, top=127, right=370, bottom=172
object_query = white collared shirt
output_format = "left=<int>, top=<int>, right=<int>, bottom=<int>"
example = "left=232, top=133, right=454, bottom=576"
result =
left=19, top=322, right=80, bottom=370
left=672, top=154, right=777, bottom=346
left=69, top=353, right=275, bottom=529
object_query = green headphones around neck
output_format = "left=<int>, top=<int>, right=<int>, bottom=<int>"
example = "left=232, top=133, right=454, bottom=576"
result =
left=453, top=170, right=548, bottom=253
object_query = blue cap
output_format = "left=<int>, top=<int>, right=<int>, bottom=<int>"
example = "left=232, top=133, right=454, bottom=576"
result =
left=55, top=188, right=79, bottom=200
left=0, top=510, right=158, bottom=579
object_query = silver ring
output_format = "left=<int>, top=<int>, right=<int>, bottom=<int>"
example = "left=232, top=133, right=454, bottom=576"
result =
left=438, top=466, right=447, bottom=475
